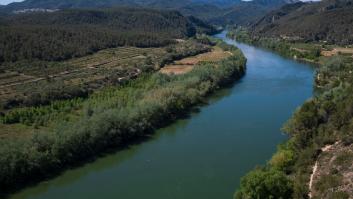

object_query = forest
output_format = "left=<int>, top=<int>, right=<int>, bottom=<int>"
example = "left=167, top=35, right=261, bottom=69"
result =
left=249, top=0, right=353, bottom=45
left=0, top=40, right=246, bottom=194
left=0, top=8, right=216, bottom=63
left=228, top=28, right=353, bottom=199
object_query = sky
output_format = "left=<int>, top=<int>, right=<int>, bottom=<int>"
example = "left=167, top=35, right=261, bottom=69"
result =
left=0, top=0, right=23, bottom=5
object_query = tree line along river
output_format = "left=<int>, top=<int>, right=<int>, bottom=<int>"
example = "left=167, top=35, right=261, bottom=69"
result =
left=10, top=31, right=314, bottom=199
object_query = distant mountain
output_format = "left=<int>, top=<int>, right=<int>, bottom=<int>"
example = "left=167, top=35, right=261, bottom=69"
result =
left=180, top=0, right=298, bottom=26
left=1, top=0, right=138, bottom=12
left=178, top=3, right=224, bottom=20
left=207, top=3, right=272, bottom=26
left=0, top=0, right=192, bottom=12
left=0, top=0, right=299, bottom=27
left=1, top=0, right=294, bottom=14
left=138, top=0, right=193, bottom=8
left=191, top=0, right=241, bottom=7
left=250, top=0, right=353, bottom=44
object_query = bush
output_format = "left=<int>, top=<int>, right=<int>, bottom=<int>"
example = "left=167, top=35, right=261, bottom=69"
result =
left=235, top=168, right=293, bottom=199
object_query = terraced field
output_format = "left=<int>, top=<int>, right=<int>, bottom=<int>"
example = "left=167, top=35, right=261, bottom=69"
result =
left=0, top=47, right=165, bottom=109
left=0, top=40, right=210, bottom=111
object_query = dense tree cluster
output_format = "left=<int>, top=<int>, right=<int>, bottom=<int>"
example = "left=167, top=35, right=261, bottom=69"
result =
left=235, top=168, right=293, bottom=199
left=0, top=8, right=216, bottom=63
left=0, top=25, right=173, bottom=62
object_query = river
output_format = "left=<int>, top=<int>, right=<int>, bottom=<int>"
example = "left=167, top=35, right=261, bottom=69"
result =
left=10, top=31, right=314, bottom=199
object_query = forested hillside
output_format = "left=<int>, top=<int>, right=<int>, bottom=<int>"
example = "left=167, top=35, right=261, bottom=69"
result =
left=180, top=0, right=298, bottom=26
left=0, top=0, right=298, bottom=27
left=0, top=0, right=241, bottom=11
left=0, top=0, right=192, bottom=12
left=0, top=8, right=216, bottom=63
left=207, top=3, right=273, bottom=26
left=250, top=0, right=353, bottom=45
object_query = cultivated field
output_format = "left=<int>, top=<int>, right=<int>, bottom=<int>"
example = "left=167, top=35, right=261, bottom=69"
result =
left=0, top=39, right=210, bottom=111
left=0, top=47, right=165, bottom=108
left=321, top=47, right=353, bottom=57
left=160, top=47, right=232, bottom=75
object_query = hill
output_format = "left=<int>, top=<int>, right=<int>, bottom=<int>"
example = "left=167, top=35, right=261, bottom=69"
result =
left=180, top=0, right=298, bottom=26
left=0, top=0, right=243, bottom=12
left=250, top=0, right=353, bottom=45
left=0, top=0, right=298, bottom=27
left=207, top=3, right=272, bottom=26
left=0, top=8, right=216, bottom=63
left=0, top=0, right=191, bottom=12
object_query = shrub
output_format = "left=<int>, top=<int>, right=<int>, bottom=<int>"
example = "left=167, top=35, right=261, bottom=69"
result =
left=235, top=168, right=293, bottom=199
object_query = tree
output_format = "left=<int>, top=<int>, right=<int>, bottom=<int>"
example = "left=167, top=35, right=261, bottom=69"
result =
left=235, top=168, right=293, bottom=199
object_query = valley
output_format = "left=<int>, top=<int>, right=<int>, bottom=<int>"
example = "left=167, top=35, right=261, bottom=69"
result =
left=7, top=31, right=314, bottom=199
left=0, top=0, right=353, bottom=198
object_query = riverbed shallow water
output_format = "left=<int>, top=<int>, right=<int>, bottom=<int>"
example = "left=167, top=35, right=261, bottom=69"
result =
left=10, top=31, right=314, bottom=199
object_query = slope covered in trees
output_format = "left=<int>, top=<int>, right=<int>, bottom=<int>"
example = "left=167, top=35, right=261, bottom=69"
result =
left=250, top=0, right=353, bottom=45
left=179, top=0, right=298, bottom=26
left=0, top=0, right=241, bottom=12
left=0, top=0, right=298, bottom=27
left=0, top=8, right=216, bottom=63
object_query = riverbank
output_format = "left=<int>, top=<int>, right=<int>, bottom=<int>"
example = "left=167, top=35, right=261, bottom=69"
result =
left=226, top=28, right=322, bottom=66
left=0, top=40, right=246, bottom=196
left=228, top=29, right=353, bottom=198
left=7, top=31, right=315, bottom=199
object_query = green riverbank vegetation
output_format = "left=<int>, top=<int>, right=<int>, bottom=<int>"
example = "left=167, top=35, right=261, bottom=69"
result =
left=0, top=40, right=246, bottom=195
left=227, top=27, right=322, bottom=64
left=0, top=40, right=210, bottom=111
left=228, top=28, right=353, bottom=199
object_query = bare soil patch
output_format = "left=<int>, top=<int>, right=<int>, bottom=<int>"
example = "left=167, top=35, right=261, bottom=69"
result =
left=321, top=48, right=353, bottom=57
left=160, top=47, right=232, bottom=75
left=309, top=142, right=353, bottom=199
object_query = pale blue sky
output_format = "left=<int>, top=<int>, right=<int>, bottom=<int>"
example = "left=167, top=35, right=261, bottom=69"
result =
left=0, top=0, right=23, bottom=5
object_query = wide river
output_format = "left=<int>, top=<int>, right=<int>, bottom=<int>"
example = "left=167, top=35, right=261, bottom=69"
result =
left=10, top=32, right=314, bottom=199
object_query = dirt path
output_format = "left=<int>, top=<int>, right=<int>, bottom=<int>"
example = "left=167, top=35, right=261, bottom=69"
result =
left=308, top=142, right=338, bottom=198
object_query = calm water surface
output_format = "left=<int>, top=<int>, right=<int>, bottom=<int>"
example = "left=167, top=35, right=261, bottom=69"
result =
left=10, top=31, right=314, bottom=199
